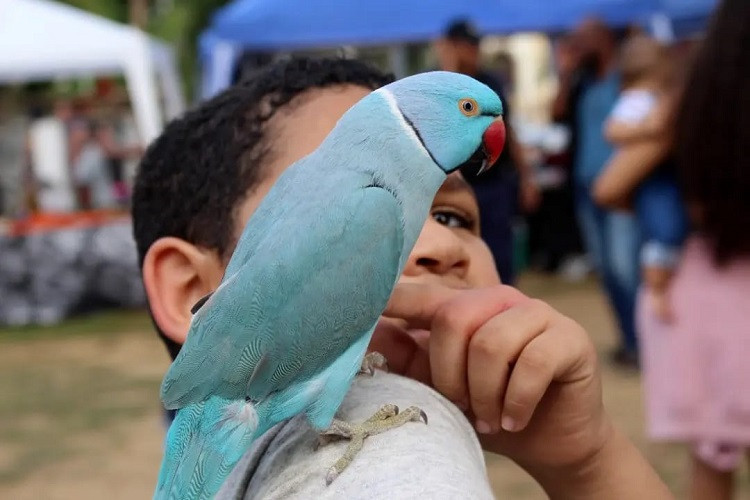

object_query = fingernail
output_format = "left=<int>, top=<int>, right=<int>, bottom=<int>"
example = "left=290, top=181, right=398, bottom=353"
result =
left=501, top=415, right=516, bottom=432
left=475, top=420, right=492, bottom=434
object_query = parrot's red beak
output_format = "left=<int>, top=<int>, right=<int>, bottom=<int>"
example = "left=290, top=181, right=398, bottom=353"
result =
left=479, top=118, right=506, bottom=174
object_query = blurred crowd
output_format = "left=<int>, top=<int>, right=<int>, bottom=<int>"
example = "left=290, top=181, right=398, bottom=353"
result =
left=0, top=81, right=146, bottom=326
left=427, top=18, right=701, bottom=370
left=0, top=80, right=142, bottom=220
left=430, top=12, right=750, bottom=495
left=0, top=19, right=706, bottom=355
left=549, top=19, right=699, bottom=368
left=0, top=17, right=721, bottom=359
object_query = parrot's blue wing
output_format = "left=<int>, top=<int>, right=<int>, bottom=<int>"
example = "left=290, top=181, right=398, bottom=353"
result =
left=160, top=186, right=403, bottom=410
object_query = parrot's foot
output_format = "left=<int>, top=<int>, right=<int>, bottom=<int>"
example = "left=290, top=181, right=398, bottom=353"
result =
left=358, top=351, right=388, bottom=376
left=319, top=404, right=427, bottom=485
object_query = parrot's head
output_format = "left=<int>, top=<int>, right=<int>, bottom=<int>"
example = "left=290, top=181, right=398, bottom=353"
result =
left=383, top=71, right=506, bottom=175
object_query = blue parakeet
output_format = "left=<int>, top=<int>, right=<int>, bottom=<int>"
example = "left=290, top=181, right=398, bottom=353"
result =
left=154, top=71, right=506, bottom=499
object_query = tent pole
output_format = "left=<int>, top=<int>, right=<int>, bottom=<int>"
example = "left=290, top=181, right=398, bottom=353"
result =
left=124, top=31, right=164, bottom=145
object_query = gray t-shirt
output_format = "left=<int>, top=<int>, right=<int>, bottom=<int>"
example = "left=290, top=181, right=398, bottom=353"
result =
left=218, top=373, right=495, bottom=499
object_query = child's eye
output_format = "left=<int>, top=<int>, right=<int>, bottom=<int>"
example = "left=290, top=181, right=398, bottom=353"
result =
left=432, top=210, right=475, bottom=230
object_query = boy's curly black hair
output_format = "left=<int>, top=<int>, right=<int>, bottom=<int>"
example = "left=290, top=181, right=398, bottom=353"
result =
left=131, top=57, right=394, bottom=359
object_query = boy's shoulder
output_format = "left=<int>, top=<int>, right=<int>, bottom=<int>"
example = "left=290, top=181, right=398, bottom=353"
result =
left=218, top=373, right=495, bottom=500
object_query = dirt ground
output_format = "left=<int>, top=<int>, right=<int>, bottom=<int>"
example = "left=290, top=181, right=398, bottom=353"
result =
left=0, top=273, right=747, bottom=499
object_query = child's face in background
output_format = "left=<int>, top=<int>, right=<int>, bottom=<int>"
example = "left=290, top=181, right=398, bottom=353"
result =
left=232, top=84, right=500, bottom=290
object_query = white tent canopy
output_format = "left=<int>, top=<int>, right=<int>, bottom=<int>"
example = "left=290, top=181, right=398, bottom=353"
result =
left=0, top=0, right=185, bottom=144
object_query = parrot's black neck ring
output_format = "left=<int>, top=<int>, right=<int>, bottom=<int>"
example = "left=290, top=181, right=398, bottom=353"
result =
left=399, top=108, right=444, bottom=171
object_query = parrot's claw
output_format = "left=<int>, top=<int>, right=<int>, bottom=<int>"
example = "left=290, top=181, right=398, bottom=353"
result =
left=357, top=351, right=388, bottom=376
left=319, top=404, right=427, bottom=485
left=314, top=433, right=344, bottom=450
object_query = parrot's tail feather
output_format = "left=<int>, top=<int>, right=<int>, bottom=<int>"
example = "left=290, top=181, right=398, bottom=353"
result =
left=154, top=396, right=261, bottom=500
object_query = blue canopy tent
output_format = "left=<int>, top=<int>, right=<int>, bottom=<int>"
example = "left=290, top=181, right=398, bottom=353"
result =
left=200, top=0, right=717, bottom=99
left=658, top=0, right=719, bottom=35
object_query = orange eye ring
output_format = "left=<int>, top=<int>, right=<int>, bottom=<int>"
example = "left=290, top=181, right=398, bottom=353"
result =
left=459, top=98, right=480, bottom=116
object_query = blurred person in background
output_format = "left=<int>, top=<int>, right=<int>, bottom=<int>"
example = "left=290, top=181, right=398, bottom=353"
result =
left=525, top=33, right=588, bottom=277
left=594, top=34, right=689, bottom=321
left=26, top=98, right=78, bottom=212
left=551, top=33, right=586, bottom=158
left=560, top=18, right=641, bottom=368
left=97, top=80, right=143, bottom=206
left=636, top=1, right=750, bottom=498
left=433, top=19, right=540, bottom=285
left=105, top=95, right=142, bottom=206
left=71, top=97, right=142, bottom=210
left=492, top=51, right=516, bottom=97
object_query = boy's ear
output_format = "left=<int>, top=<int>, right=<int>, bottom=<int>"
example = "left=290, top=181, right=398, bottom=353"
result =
left=141, top=237, right=225, bottom=346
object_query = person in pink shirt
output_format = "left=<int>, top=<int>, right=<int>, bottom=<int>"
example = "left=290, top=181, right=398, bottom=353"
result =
left=637, top=1, right=750, bottom=498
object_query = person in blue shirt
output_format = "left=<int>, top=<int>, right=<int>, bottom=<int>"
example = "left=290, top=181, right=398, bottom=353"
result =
left=433, top=19, right=540, bottom=285
left=597, top=34, right=690, bottom=321
left=568, top=19, right=641, bottom=367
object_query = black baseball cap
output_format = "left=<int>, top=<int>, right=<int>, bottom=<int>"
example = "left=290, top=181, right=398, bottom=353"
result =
left=443, top=19, right=482, bottom=45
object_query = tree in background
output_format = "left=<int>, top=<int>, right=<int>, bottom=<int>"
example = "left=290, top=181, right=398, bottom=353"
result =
left=147, top=0, right=231, bottom=98
left=59, top=0, right=231, bottom=99
left=60, top=0, right=128, bottom=22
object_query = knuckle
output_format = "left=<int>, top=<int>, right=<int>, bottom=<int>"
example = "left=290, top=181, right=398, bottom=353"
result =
left=582, top=336, right=597, bottom=359
left=561, top=317, right=594, bottom=352
left=526, top=298, right=550, bottom=314
left=433, top=303, right=463, bottom=333
left=470, top=334, right=502, bottom=360
left=518, top=346, right=550, bottom=374
left=559, top=314, right=581, bottom=331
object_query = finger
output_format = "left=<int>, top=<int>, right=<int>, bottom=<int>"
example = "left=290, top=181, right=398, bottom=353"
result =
left=386, top=283, right=528, bottom=328
left=383, top=282, right=458, bottom=329
left=467, top=299, right=552, bottom=433
left=429, top=286, right=530, bottom=407
left=500, top=320, right=585, bottom=432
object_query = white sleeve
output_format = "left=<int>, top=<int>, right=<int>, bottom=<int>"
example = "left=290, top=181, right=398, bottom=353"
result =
left=218, top=373, right=496, bottom=500
left=609, top=91, right=658, bottom=125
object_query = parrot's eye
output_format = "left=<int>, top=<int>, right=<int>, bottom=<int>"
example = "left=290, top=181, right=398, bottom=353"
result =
left=459, top=98, right=479, bottom=117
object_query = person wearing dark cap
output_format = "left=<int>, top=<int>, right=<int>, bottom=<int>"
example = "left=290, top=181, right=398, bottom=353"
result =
left=433, top=19, right=540, bottom=285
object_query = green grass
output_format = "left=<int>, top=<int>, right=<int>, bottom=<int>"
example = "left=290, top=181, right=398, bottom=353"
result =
left=0, top=309, right=153, bottom=343
left=0, top=358, right=160, bottom=483
left=0, top=309, right=161, bottom=484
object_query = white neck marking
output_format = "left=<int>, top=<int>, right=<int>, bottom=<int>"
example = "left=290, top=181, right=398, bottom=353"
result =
left=375, top=88, right=432, bottom=161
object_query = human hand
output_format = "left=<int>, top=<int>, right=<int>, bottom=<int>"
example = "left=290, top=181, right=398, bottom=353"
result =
left=370, top=282, right=611, bottom=472
left=646, top=287, right=673, bottom=323
left=643, top=267, right=675, bottom=323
